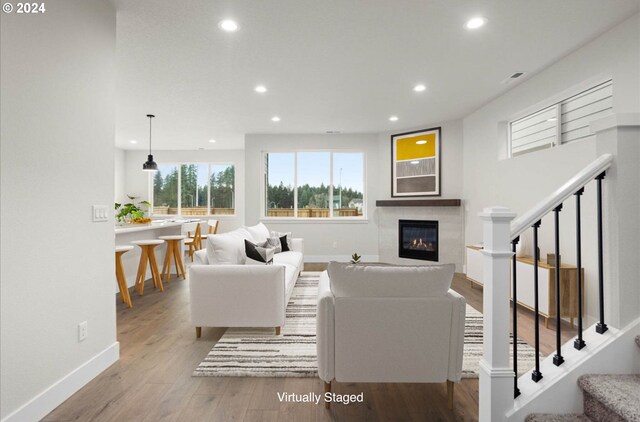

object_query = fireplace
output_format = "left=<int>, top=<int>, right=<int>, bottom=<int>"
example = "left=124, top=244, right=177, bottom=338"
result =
left=398, top=219, right=438, bottom=262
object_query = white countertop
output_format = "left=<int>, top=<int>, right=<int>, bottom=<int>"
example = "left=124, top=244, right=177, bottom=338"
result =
left=115, top=221, right=185, bottom=235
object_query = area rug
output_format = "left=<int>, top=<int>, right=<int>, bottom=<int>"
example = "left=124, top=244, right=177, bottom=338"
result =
left=193, top=272, right=541, bottom=378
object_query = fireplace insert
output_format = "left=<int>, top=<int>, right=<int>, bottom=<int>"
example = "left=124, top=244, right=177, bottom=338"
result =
left=398, top=219, right=438, bottom=262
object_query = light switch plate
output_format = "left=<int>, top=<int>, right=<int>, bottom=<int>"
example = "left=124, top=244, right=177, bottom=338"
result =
left=92, top=205, right=109, bottom=222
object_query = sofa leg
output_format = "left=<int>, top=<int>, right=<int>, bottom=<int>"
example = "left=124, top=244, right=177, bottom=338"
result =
left=447, top=380, right=454, bottom=410
left=324, top=381, right=331, bottom=409
left=195, top=327, right=202, bottom=338
left=275, top=327, right=281, bottom=335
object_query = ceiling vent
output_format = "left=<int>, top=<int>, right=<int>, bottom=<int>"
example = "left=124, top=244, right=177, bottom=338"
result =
left=501, top=71, right=527, bottom=85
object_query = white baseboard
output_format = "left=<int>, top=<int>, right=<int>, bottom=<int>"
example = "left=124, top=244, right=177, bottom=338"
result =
left=1, top=342, right=120, bottom=422
left=304, top=254, right=379, bottom=263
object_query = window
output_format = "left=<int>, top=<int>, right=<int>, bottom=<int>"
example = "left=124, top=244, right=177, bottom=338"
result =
left=509, top=79, right=613, bottom=157
left=263, top=151, right=365, bottom=219
left=152, top=163, right=235, bottom=216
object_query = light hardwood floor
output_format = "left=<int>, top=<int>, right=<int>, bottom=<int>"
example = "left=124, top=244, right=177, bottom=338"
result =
left=44, top=267, right=576, bottom=422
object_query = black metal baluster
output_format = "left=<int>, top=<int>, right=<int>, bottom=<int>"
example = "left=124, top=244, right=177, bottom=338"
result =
left=596, top=172, right=608, bottom=334
left=553, top=204, right=565, bottom=366
left=531, top=221, right=543, bottom=382
left=512, top=237, right=521, bottom=398
left=574, top=188, right=586, bottom=350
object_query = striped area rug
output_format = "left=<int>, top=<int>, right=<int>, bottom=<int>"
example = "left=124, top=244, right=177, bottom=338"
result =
left=193, top=272, right=540, bottom=378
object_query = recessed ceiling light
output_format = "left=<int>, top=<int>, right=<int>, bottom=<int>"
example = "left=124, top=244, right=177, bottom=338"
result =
left=416, top=140, right=427, bottom=145
left=209, top=139, right=216, bottom=143
left=255, top=85, right=267, bottom=93
left=389, top=116, right=399, bottom=122
left=465, top=16, right=487, bottom=30
left=271, top=116, right=281, bottom=122
left=219, top=19, right=239, bottom=32
left=410, top=160, right=420, bottom=165
left=413, top=84, right=427, bottom=92
left=129, top=140, right=137, bottom=144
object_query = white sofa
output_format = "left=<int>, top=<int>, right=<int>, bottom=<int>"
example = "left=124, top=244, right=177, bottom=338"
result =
left=189, top=224, right=304, bottom=337
left=316, top=262, right=466, bottom=409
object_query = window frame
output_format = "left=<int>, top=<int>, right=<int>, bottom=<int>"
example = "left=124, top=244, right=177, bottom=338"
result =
left=507, top=77, right=613, bottom=158
left=149, top=161, right=236, bottom=217
left=260, top=149, right=367, bottom=222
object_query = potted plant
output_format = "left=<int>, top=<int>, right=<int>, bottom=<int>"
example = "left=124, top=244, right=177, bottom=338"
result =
left=115, top=195, right=151, bottom=224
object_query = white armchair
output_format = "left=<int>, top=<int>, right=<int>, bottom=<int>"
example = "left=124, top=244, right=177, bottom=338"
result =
left=316, top=263, right=466, bottom=409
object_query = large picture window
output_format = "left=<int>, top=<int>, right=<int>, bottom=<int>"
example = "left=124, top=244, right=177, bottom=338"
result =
left=263, top=151, right=365, bottom=219
left=152, top=163, right=235, bottom=216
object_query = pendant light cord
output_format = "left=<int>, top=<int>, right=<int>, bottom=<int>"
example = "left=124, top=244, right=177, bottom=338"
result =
left=148, top=116, right=152, bottom=155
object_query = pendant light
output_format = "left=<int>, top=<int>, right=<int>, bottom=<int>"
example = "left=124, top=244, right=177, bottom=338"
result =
left=142, top=114, right=158, bottom=172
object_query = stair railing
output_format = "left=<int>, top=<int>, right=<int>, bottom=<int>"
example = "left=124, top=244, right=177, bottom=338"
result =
left=479, top=153, right=613, bottom=422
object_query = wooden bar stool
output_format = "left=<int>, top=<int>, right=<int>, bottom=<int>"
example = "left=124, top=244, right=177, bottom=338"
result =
left=115, top=245, right=134, bottom=308
left=158, top=235, right=186, bottom=283
left=207, top=219, right=219, bottom=235
left=188, top=222, right=204, bottom=250
left=184, top=222, right=199, bottom=261
left=131, top=239, right=165, bottom=295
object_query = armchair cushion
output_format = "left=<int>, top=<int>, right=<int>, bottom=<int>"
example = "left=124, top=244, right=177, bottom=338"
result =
left=327, top=261, right=454, bottom=298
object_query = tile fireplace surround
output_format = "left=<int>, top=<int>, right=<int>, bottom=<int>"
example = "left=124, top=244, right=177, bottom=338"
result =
left=376, top=199, right=464, bottom=271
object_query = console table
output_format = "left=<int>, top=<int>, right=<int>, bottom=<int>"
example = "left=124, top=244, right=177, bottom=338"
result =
left=466, top=246, right=584, bottom=328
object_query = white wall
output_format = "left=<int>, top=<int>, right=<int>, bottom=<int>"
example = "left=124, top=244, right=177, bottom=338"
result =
left=0, top=2, right=118, bottom=421
left=377, top=119, right=465, bottom=199
left=122, top=149, right=246, bottom=231
left=115, top=148, right=126, bottom=203
left=245, top=133, right=380, bottom=261
left=462, top=14, right=640, bottom=326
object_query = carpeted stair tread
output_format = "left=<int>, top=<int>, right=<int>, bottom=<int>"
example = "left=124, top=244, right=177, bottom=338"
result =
left=578, top=374, right=640, bottom=421
left=525, top=413, right=592, bottom=422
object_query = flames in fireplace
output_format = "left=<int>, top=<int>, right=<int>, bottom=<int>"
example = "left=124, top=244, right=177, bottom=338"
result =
left=407, top=237, right=436, bottom=251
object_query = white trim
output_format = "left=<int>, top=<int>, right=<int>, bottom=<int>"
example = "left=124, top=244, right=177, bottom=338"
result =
left=1, top=342, right=119, bottom=422
left=304, top=254, right=379, bottom=263
left=260, top=218, right=369, bottom=224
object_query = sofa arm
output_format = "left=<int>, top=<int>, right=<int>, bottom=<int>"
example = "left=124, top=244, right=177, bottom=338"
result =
left=446, top=289, right=466, bottom=383
left=290, top=238, right=304, bottom=254
left=316, top=271, right=335, bottom=382
left=189, top=264, right=286, bottom=327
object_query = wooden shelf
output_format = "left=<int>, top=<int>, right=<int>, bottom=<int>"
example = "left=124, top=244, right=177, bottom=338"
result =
left=376, top=199, right=461, bottom=207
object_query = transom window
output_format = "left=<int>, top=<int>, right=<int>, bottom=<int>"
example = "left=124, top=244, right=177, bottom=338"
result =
left=509, top=79, right=613, bottom=157
left=151, top=163, right=235, bottom=216
left=263, top=151, right=365, bottom=219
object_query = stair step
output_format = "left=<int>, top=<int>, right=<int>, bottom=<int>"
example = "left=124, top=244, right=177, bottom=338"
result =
left=525, top=414, right=591, bottom=422
left=578, top=374, right=640, bottom=421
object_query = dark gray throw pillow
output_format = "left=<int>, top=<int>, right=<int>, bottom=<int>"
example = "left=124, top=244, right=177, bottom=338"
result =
left=244, top=239, right=275, bottom=265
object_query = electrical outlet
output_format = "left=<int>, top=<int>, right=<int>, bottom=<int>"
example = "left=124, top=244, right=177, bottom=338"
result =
left=332, top=241, right=338, bottom=249
left=92, top=205, right=108, bottom=222
left=78, top=321, right=88, bottom=342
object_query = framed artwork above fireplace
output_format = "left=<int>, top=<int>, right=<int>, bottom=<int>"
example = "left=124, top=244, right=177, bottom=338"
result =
left=391, top=127, right=441, bottom=197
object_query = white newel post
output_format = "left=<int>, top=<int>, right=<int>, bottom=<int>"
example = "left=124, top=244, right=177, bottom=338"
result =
left=478, top=206, right=516, bottom=422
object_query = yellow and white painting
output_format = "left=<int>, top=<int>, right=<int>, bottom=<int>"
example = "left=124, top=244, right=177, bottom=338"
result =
left=391, top=127, right=441, bottom=196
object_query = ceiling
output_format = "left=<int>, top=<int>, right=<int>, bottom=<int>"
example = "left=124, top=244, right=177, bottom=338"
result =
left=115, top=0, right=639, bottom=150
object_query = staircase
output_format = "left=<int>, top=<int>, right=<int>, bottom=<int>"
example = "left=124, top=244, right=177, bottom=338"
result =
left=526, top=336, right=640, bottom=422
